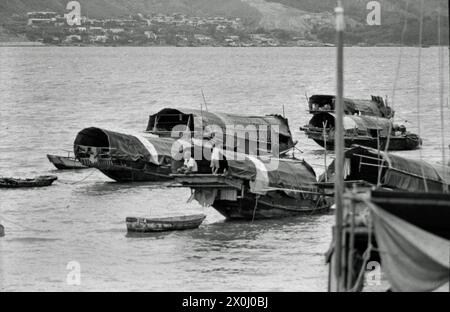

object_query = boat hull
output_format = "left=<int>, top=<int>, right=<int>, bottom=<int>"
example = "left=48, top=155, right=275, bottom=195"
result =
left=47, top=154, right=87, bottom=170
left=79, top=159, right=173, bottom=182
left=212, top=194, right=329, bottom=220
left=312, top=135, right=421, bottom=151
left=0, top=175, right=58, bottom=188
left=126, top=215, right=206, bottom=232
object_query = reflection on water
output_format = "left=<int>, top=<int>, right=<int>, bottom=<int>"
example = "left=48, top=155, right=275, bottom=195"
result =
left=0, top=47, right=448, bottom=291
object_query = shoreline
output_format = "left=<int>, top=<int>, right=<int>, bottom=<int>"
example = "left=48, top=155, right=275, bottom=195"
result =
left=0, top=42, right=419, bottom=48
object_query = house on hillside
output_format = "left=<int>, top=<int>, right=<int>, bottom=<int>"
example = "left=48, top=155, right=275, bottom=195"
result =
left=144, top=31, right=157, bottom=40
left=90, top=35, right=108, bottom=43
left=64, top=35, right=82, bottom=43
left=194, top=34, right=212, bottom=44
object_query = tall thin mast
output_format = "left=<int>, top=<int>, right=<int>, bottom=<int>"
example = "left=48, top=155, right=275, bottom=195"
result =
left=334, top=2, right=345, bottom=292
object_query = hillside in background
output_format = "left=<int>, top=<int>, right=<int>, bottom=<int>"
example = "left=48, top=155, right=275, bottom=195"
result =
left=0, top=0, right=448, bottom=45
left=266, top=0, right=449, bottom=45
left=0, top=0, right=262, bottom=21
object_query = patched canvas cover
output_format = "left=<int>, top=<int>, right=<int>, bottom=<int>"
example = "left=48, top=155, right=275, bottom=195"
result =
left=323, top=146, right=450, bottom=193
left=370, top=203, right=450, bottom=292
left=382, top=153, right=450, bottom=192
left=225, top=154, right=317, bottom=194
left=309, top=94, right=393, bottom=118
left=74, top=127, right=174, bottom=165
left=147, top=108, right=295, bottom=150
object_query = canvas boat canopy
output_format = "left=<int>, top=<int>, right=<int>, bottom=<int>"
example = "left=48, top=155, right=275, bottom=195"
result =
left=367, top=191, right=450, bottom=291
left=308, top=94, right=394, bottom=118
left=224, top=154, right=318, bottom=195
left=323, top=146, right=450, bottom=193
left=308, top=112, right=393, bottom=137
left=146, top=108, right=295, bottom=154
left=74, top=127, right=174, bottom=165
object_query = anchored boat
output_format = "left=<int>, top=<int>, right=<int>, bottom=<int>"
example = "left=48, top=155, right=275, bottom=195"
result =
left=74, top=108, right=298, bottom=182
left=146, top=108, right=296, bottom=155
left=321, top=145, right=450, bottom=193
left=74, top=127, right=175, bottom=182
left=47, top=153, right=87, bottom=170
left=300, top=112, right=421, bottom=151
left=0, top=175, right=58, bottom=188
left=126, top=214, right=206, bottom=233
left=307, top=94, right=394, bottom=118
left=173, top=152, right=330, bottom=220
left=327, top=189, right=450, bottom=292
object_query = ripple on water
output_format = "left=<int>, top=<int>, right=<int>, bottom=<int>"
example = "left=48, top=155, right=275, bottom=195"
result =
left=0, top=47, right=448, bottom=291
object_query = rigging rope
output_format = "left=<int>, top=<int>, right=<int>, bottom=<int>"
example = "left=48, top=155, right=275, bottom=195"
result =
left=378, top=0, right=410, bottom=186
left=348, top=199, right=375, bottom=292
left=438, top=4, right=449, bottom=193
left=415, top=0, right=430, bottom=192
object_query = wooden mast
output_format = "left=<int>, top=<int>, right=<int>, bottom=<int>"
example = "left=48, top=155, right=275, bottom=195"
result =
left=334, top=1, right=345, bottom=292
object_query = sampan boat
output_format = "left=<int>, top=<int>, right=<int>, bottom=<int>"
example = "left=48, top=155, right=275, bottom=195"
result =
left=173, top=150, right=330, bottom=221
left=47, top=154, right=87, bottom=170
left=321, top=145, right=450, bottom=193
left=300, top=112, right=421, bottom=151
left=126, top=214, right=206, bottom=233
left=74, top=108, right=297, bottom=182
left=307, top=94, right=394, bottom=118
left=146, top=108, right=296, bottom=154
left=74, top=128, right=175, bottom=182
left=0, top=175, right=58, bottom=188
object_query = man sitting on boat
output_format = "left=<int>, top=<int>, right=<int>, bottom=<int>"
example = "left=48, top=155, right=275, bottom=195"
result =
left=177, top=151, right=198, bottom=174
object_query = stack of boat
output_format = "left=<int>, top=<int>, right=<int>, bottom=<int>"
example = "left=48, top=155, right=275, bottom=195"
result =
left=63, top=97, right=432, bottom=223
left=3, top=93, right=449, bottom=289
left=300, top=95, right=422, bottom=150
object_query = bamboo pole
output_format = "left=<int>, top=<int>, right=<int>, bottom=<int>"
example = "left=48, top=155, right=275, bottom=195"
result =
left=334, top=2, right=345, bottom=292
left=346, top=187, right=356, bottom=290
left=323, top=121, right=328, bottom=182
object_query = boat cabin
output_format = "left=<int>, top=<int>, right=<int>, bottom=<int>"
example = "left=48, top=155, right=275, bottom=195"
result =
left=300, top=112, right=420, bottom=151
left=146, top=108, right=296, bottom=156
left=308, top=94, right=394, bottom=118
left=322, top=146, right=450, bottom=193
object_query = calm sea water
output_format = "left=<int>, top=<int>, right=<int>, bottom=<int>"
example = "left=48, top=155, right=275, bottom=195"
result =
left=0, top=47, right=448, bottom=291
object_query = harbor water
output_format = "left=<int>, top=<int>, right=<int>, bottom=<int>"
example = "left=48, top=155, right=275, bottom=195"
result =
left=0, top=47, right=448, bottom=291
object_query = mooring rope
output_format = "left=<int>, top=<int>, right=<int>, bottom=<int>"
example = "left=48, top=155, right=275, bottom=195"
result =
left=437, top=3, right=449, bottom=193
left=415, top=0, right=430, bottom=192
left=251, top=195, right=259, bottom=223
left=56, top=168, right=97, bottom=185
left=0, top=215, right=51, bottom=233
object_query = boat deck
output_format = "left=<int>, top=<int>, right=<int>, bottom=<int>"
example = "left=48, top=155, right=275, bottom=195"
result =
left=170, top=174, right=244, bottom=189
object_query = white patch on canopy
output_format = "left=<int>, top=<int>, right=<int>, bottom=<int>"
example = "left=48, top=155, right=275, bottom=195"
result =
left=247, top=155, right=270, bottom=195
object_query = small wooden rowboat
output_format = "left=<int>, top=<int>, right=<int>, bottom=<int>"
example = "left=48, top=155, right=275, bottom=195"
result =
left=47, top=154, right=87, bottom=170
left=126, top=214, right=206, bottom=233
left=0, top=175, right=58, bottom=188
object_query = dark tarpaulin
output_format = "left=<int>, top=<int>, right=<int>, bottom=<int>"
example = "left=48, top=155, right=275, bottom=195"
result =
left=225, top=154, right=317, bottom=194
left=309, top=94, right=394, bottom=118
left=322, top=146, right=450, bottom=193
left=309, top=113, right=393, bottom=135
left=74, top=127, right=174, bottom=165
left=147, top=108, right=295, bottom=149
left=382, top=152, right=450, bottom=192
